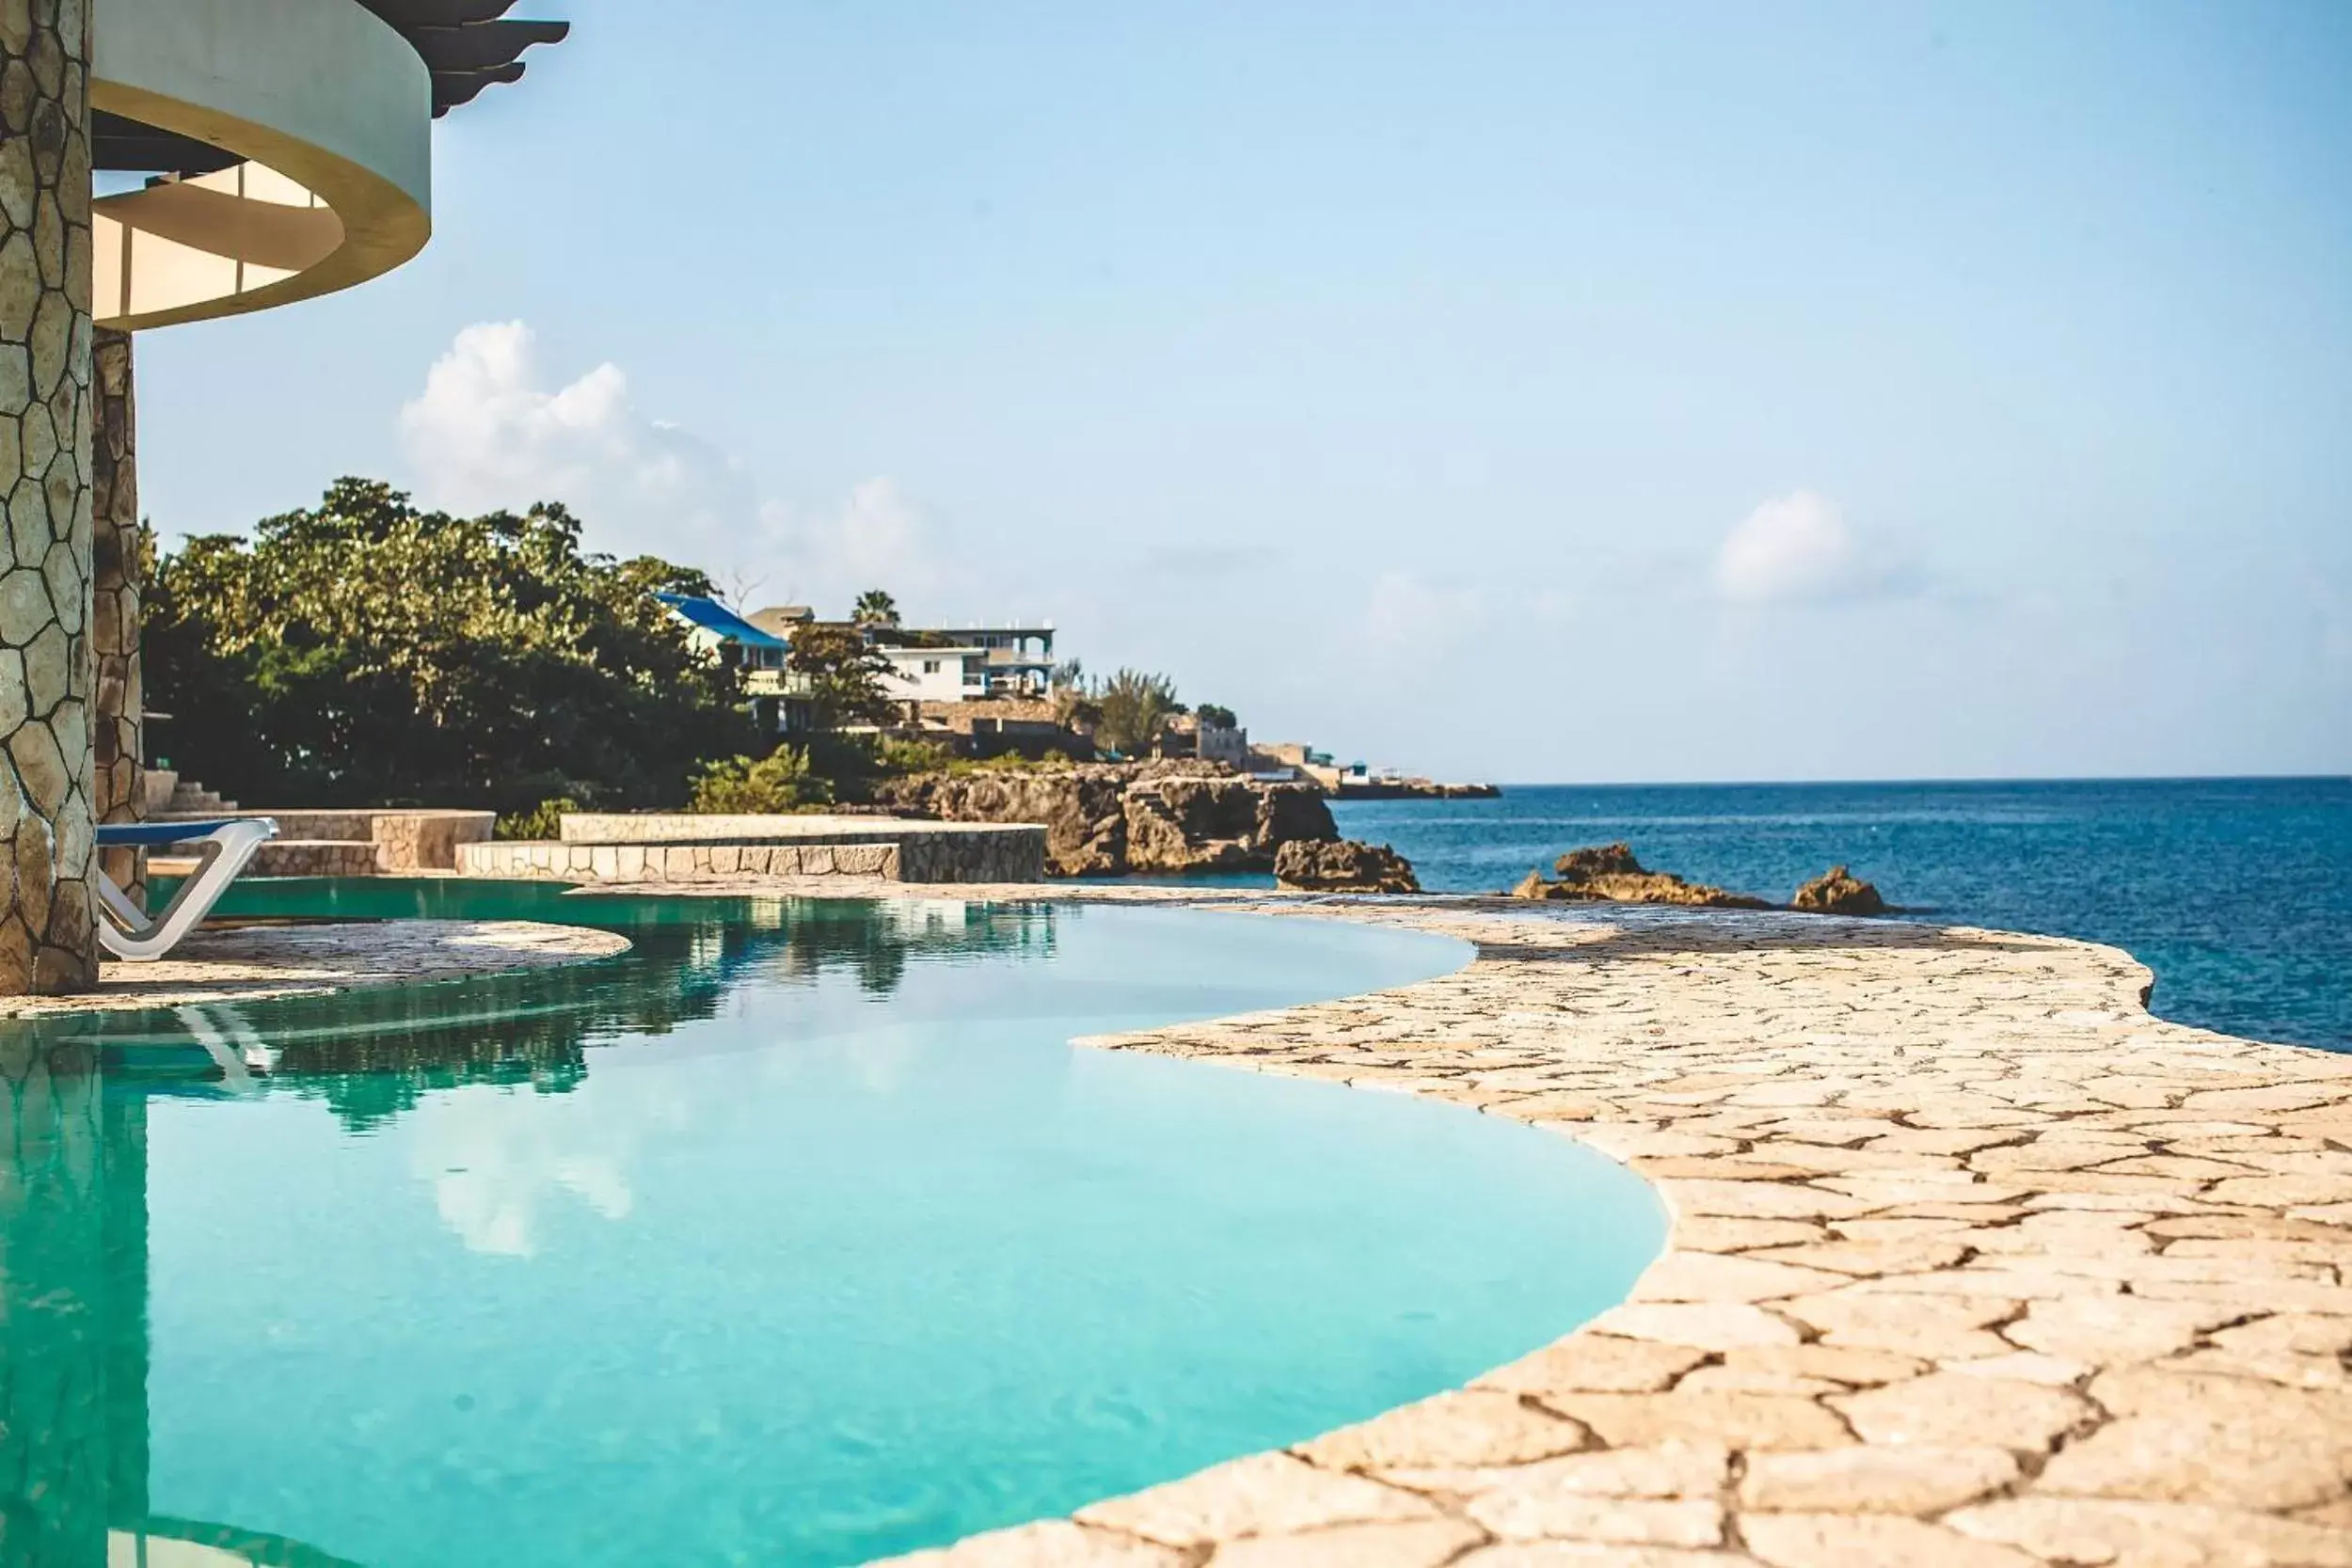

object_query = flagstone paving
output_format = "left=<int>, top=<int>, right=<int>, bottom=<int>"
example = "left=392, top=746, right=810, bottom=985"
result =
left=837, top=892, right=2352, bottom=1568
left=0, top=919, right=629, bottom=1018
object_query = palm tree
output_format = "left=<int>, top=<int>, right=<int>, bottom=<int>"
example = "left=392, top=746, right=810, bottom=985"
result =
left=1094, top=669, right=1180, bottom=756
left=851, top=589, right=900, bottom=626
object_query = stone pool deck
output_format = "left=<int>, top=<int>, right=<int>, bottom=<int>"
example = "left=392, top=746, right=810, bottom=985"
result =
left=0, top=920, right=629, bottom=1018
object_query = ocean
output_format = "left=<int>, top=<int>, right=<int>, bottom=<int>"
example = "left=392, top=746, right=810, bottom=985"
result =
left=1331, top=777, right=2352, bottom=1053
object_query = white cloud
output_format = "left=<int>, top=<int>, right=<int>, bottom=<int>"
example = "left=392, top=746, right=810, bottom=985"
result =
left=399, top=321, right=763, bottom=559
left=1714, top=490, right=1914, bottom=605
left=407, top=1078, right=674, bottom=1259
left=396, top=321, right=959, bottom=615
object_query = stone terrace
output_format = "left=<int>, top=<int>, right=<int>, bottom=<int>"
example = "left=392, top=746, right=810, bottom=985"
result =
left=0, top=919, right=628, bottom=1019
left=832, top=893, right=2352, bottom=1568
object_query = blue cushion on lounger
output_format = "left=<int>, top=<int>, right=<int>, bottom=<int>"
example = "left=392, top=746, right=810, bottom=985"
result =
left=96, top=818, right=248, bottom=847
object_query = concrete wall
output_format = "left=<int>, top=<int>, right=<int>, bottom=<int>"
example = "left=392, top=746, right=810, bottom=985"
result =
left=90, top=0, right=434, bottom=329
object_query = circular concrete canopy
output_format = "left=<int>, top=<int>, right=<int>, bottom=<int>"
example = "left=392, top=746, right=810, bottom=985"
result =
left=88, top=0, right=564, bottom=331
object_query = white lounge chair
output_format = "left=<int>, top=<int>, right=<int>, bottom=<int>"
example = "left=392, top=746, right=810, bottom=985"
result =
left=95, top=816, right=278, bottom=961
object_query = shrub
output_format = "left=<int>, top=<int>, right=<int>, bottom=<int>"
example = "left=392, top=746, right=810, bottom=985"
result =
left=495, top=796, right=579, bottom=842
left=688, top=747, right=835, bottom=814
left=875, top=736, right=957, bottom=775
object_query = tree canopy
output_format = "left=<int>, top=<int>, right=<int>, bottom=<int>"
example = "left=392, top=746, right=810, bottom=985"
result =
left=787, top=621, right=899, bottom=731
left=147, top=479, right=758, bottom=813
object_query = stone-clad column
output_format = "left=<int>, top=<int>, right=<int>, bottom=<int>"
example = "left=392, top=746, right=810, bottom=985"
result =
left=0, top=0, right=100, bottom=993
left=92, top=325, right=139, bottom=910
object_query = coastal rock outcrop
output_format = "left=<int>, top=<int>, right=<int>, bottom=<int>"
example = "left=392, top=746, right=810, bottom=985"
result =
left=875, top=768, right=1131, bottom=876
left=1792, top=863, right=1887, bottom=915
left=1508, top=843, right=1772, bottom=908
left=1124, top=774, right=1337, bottom=873
left=1274, top=839, right=1421, bottom=894
left=876, top=762, right=1335, bottom=878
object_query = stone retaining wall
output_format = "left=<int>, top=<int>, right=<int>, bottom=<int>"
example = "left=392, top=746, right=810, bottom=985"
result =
left=153, top=809, right=494, bottom=873
left=462, top=822, right=1043, bottom=884
left=556, top=812, right=1000, bottom=846
left=246, top=841, right=381, bottom=879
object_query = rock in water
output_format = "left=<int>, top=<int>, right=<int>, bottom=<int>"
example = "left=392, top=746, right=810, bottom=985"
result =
left=1552, top=843, right=1645, bottom=880
left=1275, top=839, right=1421, bottom=894
left=1510, top=843, right=1772, bottom=908
left=1510, top=870, right=1558, bottom=900
left=1792, top=864, right=1886, bottom=915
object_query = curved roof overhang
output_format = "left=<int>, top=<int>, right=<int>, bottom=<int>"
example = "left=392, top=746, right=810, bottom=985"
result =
left=88, top=0, right=564, bottom=331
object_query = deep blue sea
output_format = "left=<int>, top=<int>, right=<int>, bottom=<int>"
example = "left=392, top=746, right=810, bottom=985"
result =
left=1333, top=778, right=2352, bottom=1053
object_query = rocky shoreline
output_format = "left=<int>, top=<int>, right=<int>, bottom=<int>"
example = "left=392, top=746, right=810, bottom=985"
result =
left=1332, top=777, right=1501, bottom=800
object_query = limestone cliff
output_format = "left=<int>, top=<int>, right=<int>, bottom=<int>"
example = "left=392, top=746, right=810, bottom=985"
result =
left=876, top=763, right=1335, bottom=878
left=1124, top=775, right=1336, bottom=873
left=1275, top=840, right=1421, bottom=894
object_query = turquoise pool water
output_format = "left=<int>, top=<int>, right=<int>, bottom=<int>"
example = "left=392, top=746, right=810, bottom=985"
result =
left=3, top=892, right=1663, bottom=1568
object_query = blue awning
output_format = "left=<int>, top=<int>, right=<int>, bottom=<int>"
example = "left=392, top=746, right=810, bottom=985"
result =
left=655, top=594, right=793, bottom=650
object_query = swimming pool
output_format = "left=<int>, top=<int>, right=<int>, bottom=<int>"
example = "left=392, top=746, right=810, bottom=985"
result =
left=3, top=891, right=1663, bottom=1566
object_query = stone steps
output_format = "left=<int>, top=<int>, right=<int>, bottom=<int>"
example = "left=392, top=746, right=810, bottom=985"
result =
left=152, top=776, right=238, bottom=815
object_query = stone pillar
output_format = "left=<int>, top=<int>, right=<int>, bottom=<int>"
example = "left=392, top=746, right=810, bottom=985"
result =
left=92, top=325, right=139, bottom=909
left=0, top=0, right=100, bottom=993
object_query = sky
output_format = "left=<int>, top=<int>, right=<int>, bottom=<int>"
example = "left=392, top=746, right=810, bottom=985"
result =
left=133, top=0, right=2352, bottom=783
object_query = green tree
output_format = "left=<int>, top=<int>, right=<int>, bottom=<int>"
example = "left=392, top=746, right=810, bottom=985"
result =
left=851, top=589, right=900, bottom=626
left=788, top=621, right=899, bottom=731
left=1196, top=703, right=1239, bottom=730
left=1094, top=668, right=1181, bottom=755
left=146, top=478, right=758, bottom=813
